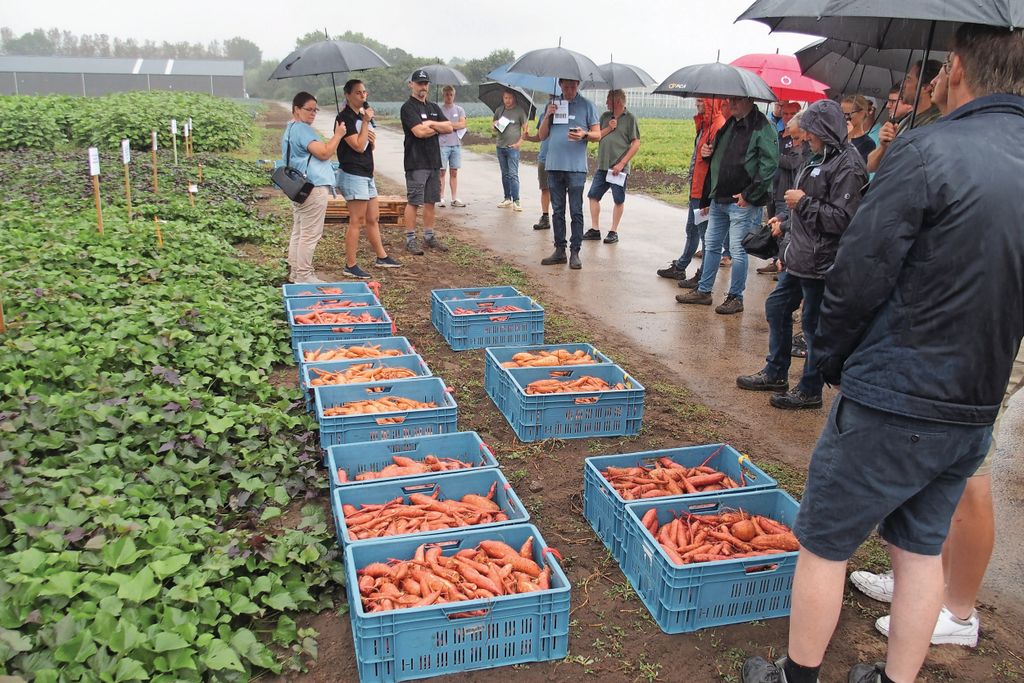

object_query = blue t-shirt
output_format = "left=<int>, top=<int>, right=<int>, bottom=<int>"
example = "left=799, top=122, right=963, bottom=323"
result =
left=281, top=121, right=335, bottom=187
left=536, top=111, right=549, bottom=164
left=542, top=95, right=599, bottom=173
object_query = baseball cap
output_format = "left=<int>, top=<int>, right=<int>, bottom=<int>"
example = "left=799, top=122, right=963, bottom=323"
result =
left=410, top=69, right=430, bottom=84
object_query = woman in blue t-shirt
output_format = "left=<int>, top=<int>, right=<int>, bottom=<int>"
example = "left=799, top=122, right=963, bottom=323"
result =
left=281, top=92, right=345, bottom=284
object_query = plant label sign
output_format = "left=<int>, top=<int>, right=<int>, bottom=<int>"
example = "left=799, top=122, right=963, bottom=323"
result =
left=188, top=117, right=193, bottom=130
left=188, top=183, right=198, bottom=194
left=121, top=139, right=131, bottom=165
left=171, top=119, right=178, bottom=136
left=88, top=147, right=100, bottom=176
left=152, top=131, right=158, bottom=151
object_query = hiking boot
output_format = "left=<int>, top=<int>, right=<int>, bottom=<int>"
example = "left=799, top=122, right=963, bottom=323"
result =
left=451, top=198, right=466, bottom=207
left=741, top=656, right=787, bottom=683
left=497, top=199, right=513, bottom=208
left=875, top=606, right=979, bottom=647
left=715, top=294, right=744, bottom=314
left=678, top=274, right=701, bottom=289
left=424, top=235, right=449, bottom=252
left=770, top=389, right=823, bottom=410
left=512, top=200, right=523, bottom=212
left=736, top=370, right=789, bottom=392
left=375, top=255, right=402, bottom=268
left=342, top=264, right=372, bottom=280
left=569, top=250, right=582, bottom=269
left=757, top=262, right=780, bottom=274
left=847, top=662, right=886, bottom=683
left=541, top=248, right=567, bottom=265
left=603, top=231, right=619, bottom=244
left=582, top=228, right=602, bottom=240
left=792, top=333, right=808, bottom=358
left=533, top=214, right=550, bottom=230
left=850, top=570, right=893, bottom=603
left=405, top=237, right=425, bottom=255
left=437, top=198, right=447, bottom=208
left=657, top=263, right=687, bottom=280
left=676, top=289, right=712, bottom=305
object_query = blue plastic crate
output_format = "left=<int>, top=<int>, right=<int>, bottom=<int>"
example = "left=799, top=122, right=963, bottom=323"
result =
left=430, top=286, right=523, bottom=333
left=295, top=336, right=416, bottom=369
left=582, top=444, right=778, bottom=564
left=438, top=296, right=544, bottom=352
left=345, top=524, right=570, bottom=682
left=301, top=354, right=431, bottom=413
left=484, top=343, right=615, bottom=415
left=285, top=293, right=380, bottom=314
left=326, top=431, right=499, bottom=490
left=499, top=365, right=644, bottom=442
left=281, top=281, right=374, bottom=314
left=289, top=306, right=393, bottom=363
left=314, top=377, right=457, bottom=449
left=621, top=489, right=800, bottom=634
left=331, top=468, right=529, bottom=547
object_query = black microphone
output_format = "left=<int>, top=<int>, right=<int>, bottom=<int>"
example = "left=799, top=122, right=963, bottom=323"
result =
left=362, top=101, right=377, bottom=129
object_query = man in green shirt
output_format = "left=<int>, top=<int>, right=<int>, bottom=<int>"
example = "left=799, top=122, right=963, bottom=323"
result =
left=584, top=90, right=642, bottom=243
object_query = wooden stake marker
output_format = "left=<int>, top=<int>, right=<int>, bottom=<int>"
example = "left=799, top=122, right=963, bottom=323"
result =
left=154, top=215, right=163, bottom=248
left=88, top=147, right=103, bottom=234
left=121, top=138, right=132, bottom=221
left=187, top=181, right=197, bottom=208
left=0, top=297, right=6, bottom=335
left=151, top=131, right=159, bottom=192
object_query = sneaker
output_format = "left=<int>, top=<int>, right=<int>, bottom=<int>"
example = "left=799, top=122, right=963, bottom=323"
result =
left=405, top=237, right=425, bottom=255
left=676, top=290, right=713, bottom=305
left=541, top=248, right=567, bottom=265
left=875, top=606, right=979, bottom=647
left=375, top=255, right=402, bottom=268
left=848, top=662, right=886, bottom=683
left=451, top=198, right=466, bottom=207
left=437, top=198, right=447, bottom=208
left=678, top=274, right=701, bottom=289
left=737, top=370, right=789, bottom=392
left=770, top=388, right=823, bottom=410
left=721, top=255, right=733, bottom=268
left=424, top=235, right=449, bottom=252
left=792, top=333, right=808, bottom=358
left=715, top=294, right=744, bottom=314
left=533, top=214, right=551, bottom=230
left=694, top=250, right=704, bottom=259
left=342, top=264, right=372, bottom=279
left=603, top=231, right=619, bottom=244
left=741, top=656, right=788, bottom=683
left=582, top=228, right=602, bottom=241
left=757, top=262, right=780, bottom=274
left=569, top=250, right=582, bottom=269
left=657, top=263, right=687, bottom=280
left=497, top=199, right=513, bottom=208
left=850, top=570, right=894, bottom=603
left=512, top=200, right=523, bottom=212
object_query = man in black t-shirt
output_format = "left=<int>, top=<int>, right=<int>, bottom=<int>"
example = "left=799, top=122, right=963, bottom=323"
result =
left=400, top=69, right=453, bottom=255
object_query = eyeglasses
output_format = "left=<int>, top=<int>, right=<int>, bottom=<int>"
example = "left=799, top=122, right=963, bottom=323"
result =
left=300, top=106, right=320, bottom=113
left=843, top=109, right=863, bottom=121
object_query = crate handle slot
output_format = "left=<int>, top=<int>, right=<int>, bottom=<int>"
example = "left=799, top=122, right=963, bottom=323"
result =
left=549, top=371, right=572, bottom=377
left=475, top=300, right=496, bottom=308
left=743, top=562, right=781, bottom=574
left=331, top=326, right=354, bottom=333
left=401, top=483, right=439, bottom=494
left=376, top=416, right=406, bottom=425
left=462, top=290, right=482, bottom=297
left=488, top=315, right=510, bottom=322
left=687, top=502, right=721, bottom=514
left=446, top=606, right=492, bottom=620
left=365, top=385, right=394, bottom=394
left=574, top=396, right=600, bottom=405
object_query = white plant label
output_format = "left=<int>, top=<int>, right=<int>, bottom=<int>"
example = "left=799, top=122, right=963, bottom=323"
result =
left=188, top=117, right=193, bottom=130
left=183, top=123, right=190, bottom=137
left=88, top=147, right=100, bottom=176
left=188, top=183, right=198, bottom=194
left=171, top=119, right=178, bottom=135
left=152, top=131, right=158, bottom=151
left=121, top=139, right=131, bottom=165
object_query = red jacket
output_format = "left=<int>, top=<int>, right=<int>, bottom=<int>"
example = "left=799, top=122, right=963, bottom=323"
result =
left=689, top=98, right=727, bottom=199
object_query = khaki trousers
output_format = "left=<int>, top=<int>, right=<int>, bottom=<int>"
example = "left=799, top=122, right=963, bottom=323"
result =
left=288, top=185, right=329, bottom=281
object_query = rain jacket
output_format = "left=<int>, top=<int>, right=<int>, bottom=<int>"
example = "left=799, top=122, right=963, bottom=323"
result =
left=815, top=94, right=1024, bottom=424
left=781, top=100, right=868, bottom=280
left=688, top=98, right=727, bottom=200
left=700, top=106, right=779, bottom=208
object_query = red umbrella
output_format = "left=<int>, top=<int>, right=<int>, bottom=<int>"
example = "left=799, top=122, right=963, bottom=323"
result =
left=730, top=53, right=829, bottom=102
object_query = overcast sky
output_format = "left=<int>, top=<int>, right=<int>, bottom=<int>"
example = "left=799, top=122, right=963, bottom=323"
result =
left=1, top=0, right=816, bottom=80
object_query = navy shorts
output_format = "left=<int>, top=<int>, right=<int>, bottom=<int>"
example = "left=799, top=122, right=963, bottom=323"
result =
left=587, top=169, right=627, bottom=204
left=794, top=395, right=991, bottom=560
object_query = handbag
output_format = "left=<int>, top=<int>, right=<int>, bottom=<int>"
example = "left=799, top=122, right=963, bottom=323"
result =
left=272, top=122, right=315, bottom=203
left=741, top=222, right=779, bottom=260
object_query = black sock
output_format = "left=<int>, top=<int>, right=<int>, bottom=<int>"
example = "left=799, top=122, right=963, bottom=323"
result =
left=783, top=657, right=820, bottom=683
left=880, top=671, right=896, bottom=683
left=542, top=212, right=549, bottom=217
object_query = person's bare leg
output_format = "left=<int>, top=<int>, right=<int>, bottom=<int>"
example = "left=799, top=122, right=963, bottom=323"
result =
left=589, top=197, right=601, bottom=230
left=884, top=546, right=945, bottom=682
left=403, top=204, right=418, bottom=237
left=610, top=202, right=625, bottom=231
left=786, top=547, right=848, bottom=668
left=438, top=169, right=447, bottom=202
left=541, top=189, right=550, bottom=214
left=423, top=203, right=436, bottom=230
left=364, top=198, right=387, bottom=258
left=450, top=169, right=459, bottom=201
left=943, top=475, right=994, bottom=618
left=345, top=200, right=366, bottom=267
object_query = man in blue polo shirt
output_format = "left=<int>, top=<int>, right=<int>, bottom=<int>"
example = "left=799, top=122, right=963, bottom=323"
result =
left=537, top=78, right=600, bottom=270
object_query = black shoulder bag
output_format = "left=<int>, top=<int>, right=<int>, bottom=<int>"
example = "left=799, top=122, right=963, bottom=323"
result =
left=741, top=222, right=779, bottom=260
left=272, top=122, right=315, bottom=204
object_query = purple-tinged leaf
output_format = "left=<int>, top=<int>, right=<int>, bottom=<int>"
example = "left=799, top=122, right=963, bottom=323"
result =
left=157, top=440, right=176, bottom=454
left=162, top=402, right=182, bottom=413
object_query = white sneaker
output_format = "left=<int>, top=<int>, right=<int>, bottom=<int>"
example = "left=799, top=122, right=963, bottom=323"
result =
left=850, top=570, right=894, bottom=603
left=497, top=199, right=513, bottom=208
left=451, top=198, right=466, bottom=207
left=512, top=200, right=523, bottom=212
left=874, top=606, right=979, bottom=647
left=437, top=198, right=447, bottom=207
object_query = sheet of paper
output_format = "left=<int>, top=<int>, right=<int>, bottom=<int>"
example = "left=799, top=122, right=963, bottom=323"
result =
left=694, top=208, right=711, bottom=224
left=553, top=100, right=569, bottom=125
left=606, top=171, right=627, bottom=187
left=456, top=127, right=468, bottom=140
left=495, top=116, right=512, bottom=133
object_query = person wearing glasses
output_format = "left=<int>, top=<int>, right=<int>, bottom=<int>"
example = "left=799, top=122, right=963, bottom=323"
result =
left=282, top=92, right=346, bottom=284
left=842, top=95, right=877, bottom=162
left=868, top=87, right=913, bottom=146
left=867, top=59, right=942, bottom=172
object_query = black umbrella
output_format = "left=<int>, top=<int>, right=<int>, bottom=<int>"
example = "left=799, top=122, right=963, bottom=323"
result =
left=654, top=62, right=777, bottom=102
left=415, top=64, right=470, bottom=86
left=478, top=82, right=537, bottom=120
left=507, top=46, right=607, bottom=86
left=597, top=61, right=657, bottom=90
left=795, top=39, right=948, bottom=98
left=269, top=38, right=390, bottom=111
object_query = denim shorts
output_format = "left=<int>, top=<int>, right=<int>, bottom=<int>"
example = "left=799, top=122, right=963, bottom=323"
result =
left=794, top=395, right=990, bottom=560
left=587, top=169, right=627, bottom=204
left=440, top=145, right=462, bottom=170
left=405, top=169, right=440, bottom=206
left=335, top=169, right=378, bottom=201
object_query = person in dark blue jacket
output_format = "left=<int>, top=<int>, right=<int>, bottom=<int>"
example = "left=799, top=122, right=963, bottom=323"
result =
left=743, top=23, right=1024, bottom=683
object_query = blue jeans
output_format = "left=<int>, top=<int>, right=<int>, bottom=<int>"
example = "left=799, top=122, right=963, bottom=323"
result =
left=764, top=271, right=826, bottom=395
left=548, top=170, right=586, bottom=250
left=497, top=146, right=521, bottom=201
left=675, top=199, right=705, bottom=271
left=697, top=200, right=762, bottom=299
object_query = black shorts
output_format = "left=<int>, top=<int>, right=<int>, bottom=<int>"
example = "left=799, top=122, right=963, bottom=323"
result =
left=794, top=395, right=990, bottom=560
left=405, top=168, right=440, bottom=206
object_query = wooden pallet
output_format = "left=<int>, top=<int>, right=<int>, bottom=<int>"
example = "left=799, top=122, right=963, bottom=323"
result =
left=325, top=195, right=407, bottom=227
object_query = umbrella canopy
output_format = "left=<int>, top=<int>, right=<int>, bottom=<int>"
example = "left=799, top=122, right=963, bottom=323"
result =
left=478, top=82, right=537, bottom=120
left=415, top=64, right=470, bottom=86
left=597, top=62, right=657, bottom=90
left=736, top=0, right=1024, bottom=50
left=795, top=39, right=948, bottom=98
left=486, top=63, right=562, bottom=95
left=654, top=62, right=778, bottom=102
left=730, top=53, right=828, bottom=101
left=269, top=40, right=390, bottom=79
left=507, top=46, right=607, bottom=86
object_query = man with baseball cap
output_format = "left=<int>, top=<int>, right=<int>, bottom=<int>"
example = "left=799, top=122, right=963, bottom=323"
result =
left=400, top=69, right=453, bottom=254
